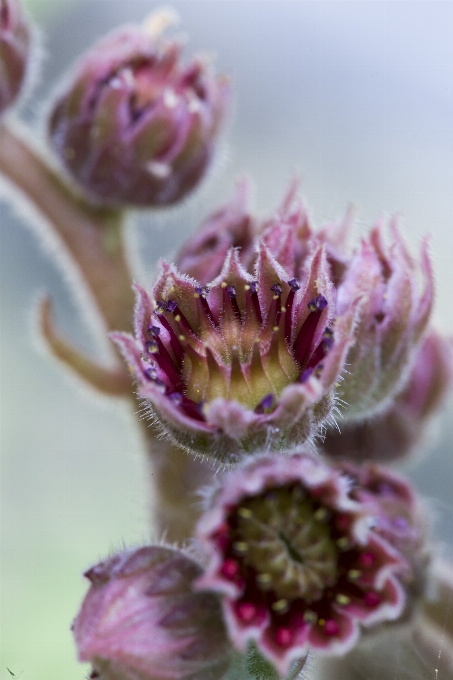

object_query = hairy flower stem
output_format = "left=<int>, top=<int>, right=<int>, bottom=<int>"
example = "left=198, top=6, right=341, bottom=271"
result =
left=0, top=118, right=207, bottom=542
left=0, top=120, right=135, bottom=335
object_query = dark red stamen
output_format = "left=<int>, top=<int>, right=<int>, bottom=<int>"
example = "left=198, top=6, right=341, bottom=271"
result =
left=226, top=285, right=242, bottom=320
left=293, top=309, right=324, bottom=366
left=284, top=278, right=300, bottom=343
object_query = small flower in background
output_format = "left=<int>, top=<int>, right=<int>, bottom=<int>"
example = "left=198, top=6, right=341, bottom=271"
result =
left=113, top=237, right=358, bottom=462
left=322, top=329, right=453, bottom=464
left=0, top=0, right=31, bottom=116
left=48, top=9, right=229, bottom=207
left=334, top=218, right=434, bottom=420
left=195, top=453, right=407, bottom=676
left=73, top=545, right=232, bottom=680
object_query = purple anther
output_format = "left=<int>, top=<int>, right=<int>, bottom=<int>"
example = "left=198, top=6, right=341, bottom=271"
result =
left=227, top=285, right=237, bottom=299
left=308, top=295, right=328, bottom=312
left=155, top=301, right=166, bottom=315
left=169, top=392, right=183, bottom=405
left=145, top=340, right=159, bottom=354
left=195, top=285, right=209, bottom=299
left=144, top=367, right=158, bottom=381
left=147, top=325, right=161, bottom=337
left=270, top=283, right=283, bottom=297
left=166, top=300, right=177, bottom=313
left=249, top=281, right=259, bottom=294
left=299, top=367, right=314, bottom=383
left=255, top=393, right=275, bottom=413
left=288, top=278, right=301, bottom=292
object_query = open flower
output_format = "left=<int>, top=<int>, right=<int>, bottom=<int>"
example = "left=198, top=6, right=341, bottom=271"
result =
left=322, top=329, right=453, bottom=464
left=73, top=545, right=232, bottom=680
left=195, top=453, right=407, bottom=677
left=48, top=10, right=229, bottom=207
left=113, top=239, right=358, bottom=462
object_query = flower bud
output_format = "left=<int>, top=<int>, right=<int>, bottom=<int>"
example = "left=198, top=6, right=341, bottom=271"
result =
left=0, top=0, right=31, bottom=116
left=176, top=179, right=256, bottom=283
left=113, top=237, right=359, bottom=462
left=335, top=218, right=434, bottom=420
left=322, top=329, right=453, bottom=463
left=73, top=545, right=232, bottom=680
left=48, top=12, right=229, bottom=207
left=195, top=453, right=407, bottom=677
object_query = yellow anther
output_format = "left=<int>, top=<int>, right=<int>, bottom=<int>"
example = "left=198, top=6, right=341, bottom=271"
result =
left=348, top=569, right=361, bottom=581
left=303, top=610, right=317, bottom=623
left=178, top=335, right=185, bottom=342
left=238, top=507, right=253, bottom=519
left=318, top=618, right=326, bottom=626
left=272, top=325, right=279, bottom=332
left=272, top=599, right=289, bottom=613
left=336, top=537, right=350, bottom=550
left=281, top=306, right=287, bottom=313
left=194, top=292, right=200, bottom=298
left=221, top=281, right=228, bottom=288
left=244, top=284, right=251, bottom=291
left=233, top=541, right=248, bottom=554
left=336, top=594, right=351, bottom=606
left=256, top=573, right=272, bottom=589
left=174, top=314, right=181, bottom=322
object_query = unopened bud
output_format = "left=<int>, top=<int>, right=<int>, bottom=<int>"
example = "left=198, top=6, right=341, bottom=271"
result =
left=48, top=12, right=229, bottom=207
left=73, top=545, right=232, bottom=680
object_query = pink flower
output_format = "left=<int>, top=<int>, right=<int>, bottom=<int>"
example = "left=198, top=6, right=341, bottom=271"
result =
left=195, top=453, right=407, bottom=676
left=48, top=11, right=229, bottom=207
left=73, top=545, right=232, bottom=680
left=0, top=0, right=31, bottom=116
left=113, top=238, right=358, bottom=462
left=322, top=329, right=453, bottom=463
left=335, top=218, right=434, bottom=420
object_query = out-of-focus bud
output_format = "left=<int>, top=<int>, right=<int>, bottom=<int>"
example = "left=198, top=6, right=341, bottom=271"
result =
left=48, top=10, right=229, bottom=207
left=335, top=218, right=434, bottom=420
left=0, top=0, right=31, bottom=116
left=113, top=239, right=359, bottom=463
left=73, top=545, right=232, bottom=680
left=176, top=179, right=256, bottom=283
left=322, top=329, right=453, bottom=463
left=195, top=453, right=407, bottom=677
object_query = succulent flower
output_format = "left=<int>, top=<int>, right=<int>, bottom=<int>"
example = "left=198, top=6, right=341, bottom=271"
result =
left=0, top=0, right=31, bottom=116
left=48, top=11, right=229, bottom=207
left=334, top=218, right=434, bottom=420
left=333, top=461, right=430, bottom=613
left=195, top=453, right=407, bottom=676
left=176, top=179, right=256, bottom=284
left=113, top=239, right=358, bottom=462
left=322, top=329, right=453, bottom=463
left=73, top=545, right=232, bottom=680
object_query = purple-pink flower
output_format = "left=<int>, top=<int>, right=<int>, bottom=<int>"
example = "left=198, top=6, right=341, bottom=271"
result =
left=73, top=545, right=232, bottom=680
left=48, top=13, right=229, bottom=207
left=113, top=237, right=358, bottom=462
left=195, top=453, right=407, bottom=676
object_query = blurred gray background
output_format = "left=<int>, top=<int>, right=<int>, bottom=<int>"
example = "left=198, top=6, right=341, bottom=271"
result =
left=1, top=1, right=453, bottom=679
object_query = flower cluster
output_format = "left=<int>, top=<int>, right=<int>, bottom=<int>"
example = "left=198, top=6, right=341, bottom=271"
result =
left=26, top=5, right=451, bottom=680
